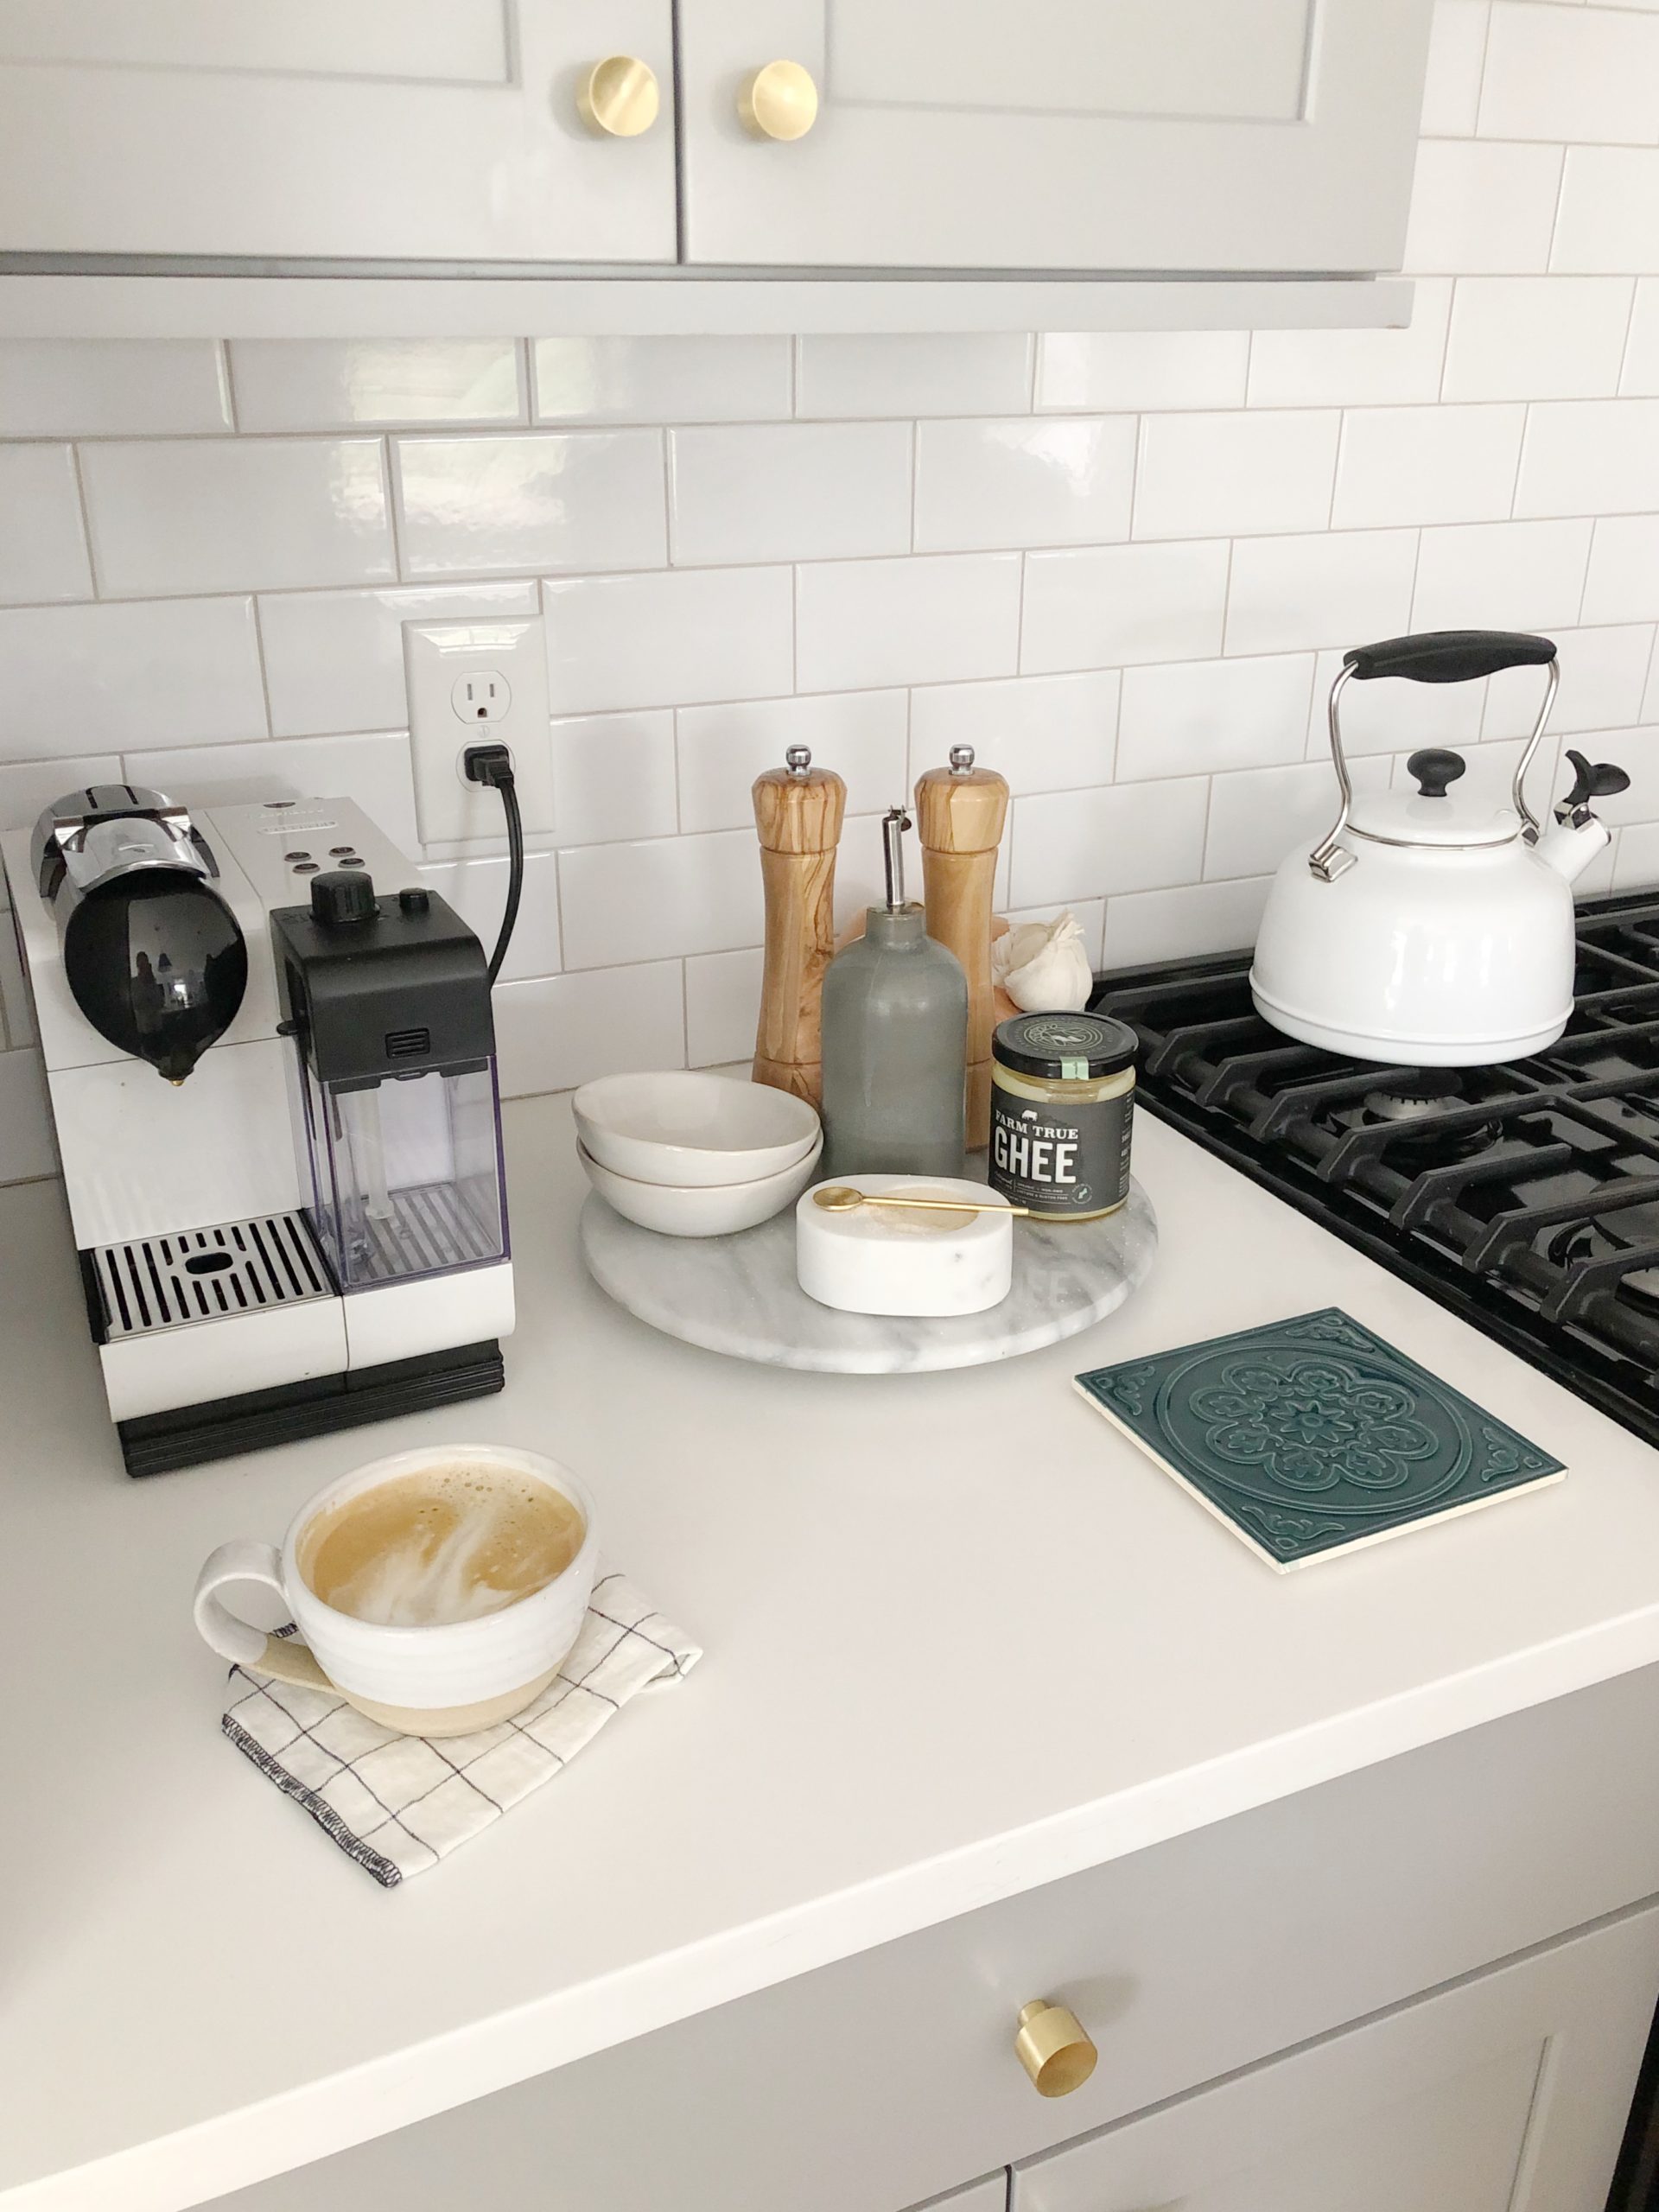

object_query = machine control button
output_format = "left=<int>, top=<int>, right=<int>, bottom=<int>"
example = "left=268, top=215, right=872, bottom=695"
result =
left=309, top=868, right=378, bottom=925
left=293, top=861, right=319, bottom=874
left=284, top=849, right=312, bottom=861
left=398, top=887, right=431, bottom=916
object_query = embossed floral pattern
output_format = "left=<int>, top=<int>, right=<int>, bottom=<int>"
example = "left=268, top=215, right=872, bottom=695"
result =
left=1190, top=1356, right=1438, bottom=1491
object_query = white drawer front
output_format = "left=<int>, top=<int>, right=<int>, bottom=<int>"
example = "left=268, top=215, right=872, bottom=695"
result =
left=1014, top=1901, right=1659, bottom=2212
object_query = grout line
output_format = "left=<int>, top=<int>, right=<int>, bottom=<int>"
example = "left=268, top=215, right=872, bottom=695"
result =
left=66, top=442, right=101, bottom=599
left=248, top=597, right=276, bottom=740
left=379, top=435, right=408, bottom=583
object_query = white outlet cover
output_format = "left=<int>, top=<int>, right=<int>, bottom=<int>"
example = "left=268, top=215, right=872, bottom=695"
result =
left=403, top=617, right=552, bottom=846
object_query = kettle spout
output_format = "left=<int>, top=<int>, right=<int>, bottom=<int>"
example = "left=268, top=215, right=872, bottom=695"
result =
left=1535, top=814, right=1611, bottom=887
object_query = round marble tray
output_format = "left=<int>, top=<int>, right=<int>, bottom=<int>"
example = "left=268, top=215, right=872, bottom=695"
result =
left=579, top=1179, right=1157, bottom=1375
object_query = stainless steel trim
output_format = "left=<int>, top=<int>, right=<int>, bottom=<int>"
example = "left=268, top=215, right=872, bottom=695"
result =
left=91, top=1211, right=332, bottom=1341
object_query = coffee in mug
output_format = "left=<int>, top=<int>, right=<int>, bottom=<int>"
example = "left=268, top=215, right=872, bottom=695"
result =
left=299, top=1465, right=587, bottom=1627
left=193, top=1446, right=598, bottom=1738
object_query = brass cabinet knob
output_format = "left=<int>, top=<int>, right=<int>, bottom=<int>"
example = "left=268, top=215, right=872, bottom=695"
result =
left=577, top=56, right=660, bottom=137
left=740, top=60, right=819, bottom=141
left=1015, top=1999, right=1097, bottom=2098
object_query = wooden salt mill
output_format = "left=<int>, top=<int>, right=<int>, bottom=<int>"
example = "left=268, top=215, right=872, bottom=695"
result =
left=914, top=743, right=1010, bottom=1149
left=752, top=742, right=847, bottom=1106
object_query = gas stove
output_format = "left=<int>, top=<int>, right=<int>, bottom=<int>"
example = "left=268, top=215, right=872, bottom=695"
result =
left=1090, top=889, right=1659, bottom=1451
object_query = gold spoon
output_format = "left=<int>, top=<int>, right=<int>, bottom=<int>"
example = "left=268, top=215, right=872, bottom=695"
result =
left=812, top=1184, right=1028, bottom=1217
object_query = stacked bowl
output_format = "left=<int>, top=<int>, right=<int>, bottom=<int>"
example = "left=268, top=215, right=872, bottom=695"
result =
left=574, top=1071, right=823, bottom=1236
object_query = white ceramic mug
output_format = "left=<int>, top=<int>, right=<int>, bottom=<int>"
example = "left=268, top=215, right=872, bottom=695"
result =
left=193, top=1445, right=598, bottom=1738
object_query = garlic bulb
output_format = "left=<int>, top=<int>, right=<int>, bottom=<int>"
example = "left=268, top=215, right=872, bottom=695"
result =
left=991, top=910, right=1093, bottom=1013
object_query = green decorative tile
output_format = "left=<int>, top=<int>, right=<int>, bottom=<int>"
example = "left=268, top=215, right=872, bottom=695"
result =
left=1076, top=1308, right=1564, bottom=1572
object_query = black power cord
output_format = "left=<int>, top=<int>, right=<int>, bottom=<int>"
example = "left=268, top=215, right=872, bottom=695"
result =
left=462, top=742, right=524, bottom=988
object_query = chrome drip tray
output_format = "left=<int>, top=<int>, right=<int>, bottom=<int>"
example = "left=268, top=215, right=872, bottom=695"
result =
left=90, top=1211, right=333, bottom=1341
left=341, top=1180, right=502, bottom=1285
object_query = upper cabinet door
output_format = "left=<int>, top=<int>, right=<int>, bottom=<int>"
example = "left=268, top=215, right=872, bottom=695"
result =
left=677, top=0, right=1434, bottom=273
left=0, top=0, right=676, bottom=262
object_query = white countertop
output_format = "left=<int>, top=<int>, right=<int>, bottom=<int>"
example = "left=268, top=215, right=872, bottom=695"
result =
left=8, top=1096, right=1659, bottom=2212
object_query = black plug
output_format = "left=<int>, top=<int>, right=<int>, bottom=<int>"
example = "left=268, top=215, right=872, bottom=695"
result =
left=462, top=741, right=515, bottom=788
left=460, top=743, right=524, bottom=989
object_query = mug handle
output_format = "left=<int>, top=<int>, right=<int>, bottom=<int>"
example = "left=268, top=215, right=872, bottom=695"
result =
left=193, top=1540, right=333, bottom=1692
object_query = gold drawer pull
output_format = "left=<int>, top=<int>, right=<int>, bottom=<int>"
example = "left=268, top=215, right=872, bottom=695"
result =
left=1015, top=1999, right=1097, bottom=2098
left=740, top=60, right=819, bottom=140
left=577, top=56, right=660, bottom=137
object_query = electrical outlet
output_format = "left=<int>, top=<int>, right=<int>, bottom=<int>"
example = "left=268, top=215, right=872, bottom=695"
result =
left=452, top=670, right=512, bottom=723
left=403, top=619, right=552, bottom=845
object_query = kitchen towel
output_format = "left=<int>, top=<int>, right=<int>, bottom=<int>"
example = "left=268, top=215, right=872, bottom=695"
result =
left=221, top=1568, right=700, bottom=1885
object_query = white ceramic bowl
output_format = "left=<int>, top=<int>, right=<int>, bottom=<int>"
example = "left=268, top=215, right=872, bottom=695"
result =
left=579, top=1130, right=823, bottom=1236
left=573, top=1071, right=820, bottom=1189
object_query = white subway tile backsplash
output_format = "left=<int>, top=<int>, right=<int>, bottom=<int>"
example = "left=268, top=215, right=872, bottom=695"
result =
left=1515, top=399, right=1659, bottom=518
left=0, top=340, right=229, bottom=437
left=493, top=964, right=684, bottom=1096
left=910, top=671, right=1117, bottom=795
left=417, top=849, right=559, bottom=984
left=1332, top=404, right=1525, bottom=528
left=1133, top=411, right=1341, bottom=540
left=1204, top=757, right=1391, bottom=882
left=550, top=709, right=677, bottom=847
left=0, top=887, right=30, bottom=1043
left=1582, top=515, right=1659, bottom=623
left=559, top=829, right=761, bottom=969
left=1224, top=530, right=1418, bottom=656
left=1419, top=1, right=1491, bottom=138
left=1412, top=518, right=1594, bottom=629
left=1102, top=877, right=1273, bottom=970
left=0, top=597, right=264, bottom=758
left=1246, top=280, right=1453, bottom=409
left=124, top=729, right=419, bottom=852
left=1478, top=3, right=1659, bottom=143
left=1484, top=624, right=1656, bottom=738
left=794, top=334, right=1033, bottom=420
left=1021, top=540, right=1230, bottom=673
left=394, top=431, right=666, bottom=577
left=1443, top=277, right=1636, bottom=402
left=1403, top=141, right=1564, bottom=273
left=80, top=438, right=393, bottom=596
left=535, top=337, right=792, bottom=424
left=1554, top=149, right=1659, bottom=272
left=913, top=416, right=1135, bottom=552
left=257, top=580, right=540, bottom=738
left=0, top=755, right=121, bottom=835
left=1615, top=822, right=1659, bottom=894
left=677, top=690, right=908, bottom=834
left=544, top=566, right=793, bottom=714
left=1644, top=649, right=1659, bottom=729
left=0, top=446, right=92, bottom=605
left=669, top=423, right=911, bottom=566
left=1622, top=281, right=1659, bottom=394
left=1008, top=779, right=1208, bottom=907
left=796, top=553, right=1020, bottom=691
left=1034, top=332, right=1248, bottom=414
left=1116, top=654, right=1314, bottom=780
left=686, top=948, right=765, bottom=1068
left=0, top=1049, right=55, bottom=1184
left=231, top=341, right=523, bottom=430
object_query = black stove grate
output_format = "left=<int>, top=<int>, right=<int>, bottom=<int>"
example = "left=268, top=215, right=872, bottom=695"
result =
left=1090, top=889, right=1659, bottom=1450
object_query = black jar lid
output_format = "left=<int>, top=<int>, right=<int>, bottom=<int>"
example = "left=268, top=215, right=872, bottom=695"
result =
left=993, top=1010, right=1136, bottom=1081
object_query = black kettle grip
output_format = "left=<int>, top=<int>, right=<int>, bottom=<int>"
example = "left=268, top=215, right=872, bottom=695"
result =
left=1344, top=630, right=1558, bottom=685
left=1562, top=748, right=1632, bottom=810
left=1407, top=748, right=1467, bottom=798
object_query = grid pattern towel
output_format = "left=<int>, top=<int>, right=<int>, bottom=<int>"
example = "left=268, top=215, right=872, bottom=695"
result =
left=221, top=1568, right=700, bottom=1885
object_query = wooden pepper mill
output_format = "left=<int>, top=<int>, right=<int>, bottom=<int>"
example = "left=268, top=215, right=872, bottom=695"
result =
left=752, top=743, right=847, bottom=1106
left=914, top=743, right=1010, bottom=1149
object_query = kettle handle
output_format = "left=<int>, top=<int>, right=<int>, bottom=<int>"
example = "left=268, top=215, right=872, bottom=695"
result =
left=1307, top=638, right=1560, bottom=880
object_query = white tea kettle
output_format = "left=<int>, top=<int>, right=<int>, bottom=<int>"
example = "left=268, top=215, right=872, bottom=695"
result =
left=1250, top=630, right=1630, bottom=1066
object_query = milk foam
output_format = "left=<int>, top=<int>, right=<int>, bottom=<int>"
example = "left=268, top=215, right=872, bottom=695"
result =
left=301, top=1466, right=585, bottom=1629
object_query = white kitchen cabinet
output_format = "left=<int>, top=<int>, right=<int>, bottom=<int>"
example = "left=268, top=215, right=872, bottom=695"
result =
left=0, top=0, right=1432, bottom=330
left=0, top=0, right=677, bottom=263
left=1014, top=1902, right=1659, bottom=2212
left=675, top=0, right=1434, bottom=273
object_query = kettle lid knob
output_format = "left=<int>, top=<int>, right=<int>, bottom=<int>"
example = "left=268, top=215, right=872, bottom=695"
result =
left=1407, top=748, right=1467, bottom=799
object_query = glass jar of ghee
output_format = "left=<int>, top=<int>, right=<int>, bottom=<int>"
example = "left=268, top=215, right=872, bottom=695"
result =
left=988, top=1011, right=1136, bottom=1222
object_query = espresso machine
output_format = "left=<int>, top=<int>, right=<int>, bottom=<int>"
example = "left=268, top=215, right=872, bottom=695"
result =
left=0, top=786, right=514, bottom=1474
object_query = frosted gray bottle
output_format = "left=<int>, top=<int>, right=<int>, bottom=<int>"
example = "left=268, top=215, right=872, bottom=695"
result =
left=820, top=807, right=968, bottom=1179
